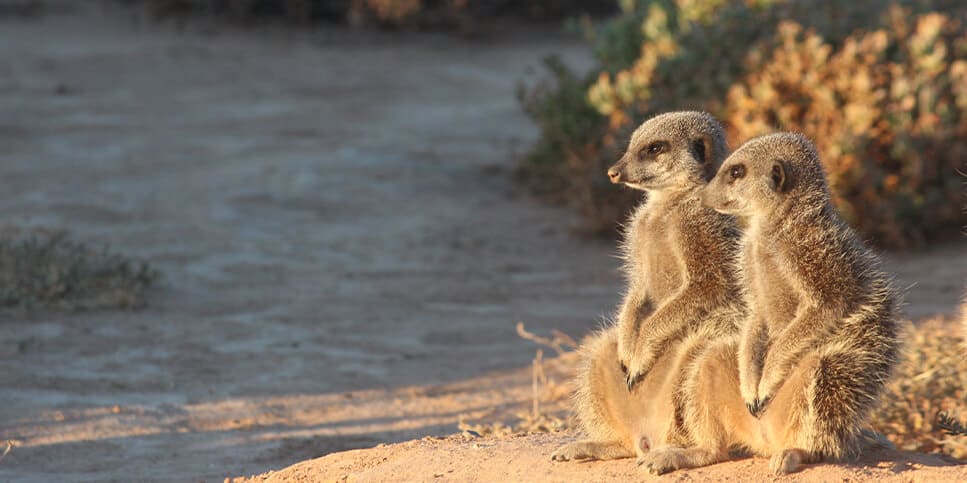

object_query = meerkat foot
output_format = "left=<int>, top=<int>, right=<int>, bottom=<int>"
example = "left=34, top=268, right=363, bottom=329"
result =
left=637, top=447, right=722, bottom=475
left=769, top=448, right=807, bottom=475
left=551, top=440, right=633, bottom=462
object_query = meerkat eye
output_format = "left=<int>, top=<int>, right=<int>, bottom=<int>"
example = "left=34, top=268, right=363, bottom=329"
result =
left=729, top=164, right=746, bottom=180
left=639, top=141, right=667, bottom=159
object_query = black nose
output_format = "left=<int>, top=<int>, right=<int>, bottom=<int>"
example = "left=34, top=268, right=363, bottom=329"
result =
left=607, top=168, right=621, bottom=184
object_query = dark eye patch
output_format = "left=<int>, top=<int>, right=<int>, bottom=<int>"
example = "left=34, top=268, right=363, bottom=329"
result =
left=729, top=164, right=746, bottom=180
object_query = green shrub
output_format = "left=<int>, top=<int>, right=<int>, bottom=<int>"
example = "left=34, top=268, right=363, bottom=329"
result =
left=0, top=230, right=159, bottom=311
left=516, top=56, right=637, bottom=232
left=520, top=0, right=967, bottom=245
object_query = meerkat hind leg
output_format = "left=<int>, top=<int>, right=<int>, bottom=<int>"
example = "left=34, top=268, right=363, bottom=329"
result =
left=551, top=440, right=635, bottom=462
left=638, top=446, right=725, bottom=475
left=770, top=448, right=808, bottom=475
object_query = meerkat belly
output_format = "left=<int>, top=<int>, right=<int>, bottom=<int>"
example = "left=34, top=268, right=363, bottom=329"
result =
left=628, top=347, right=681, bottom=449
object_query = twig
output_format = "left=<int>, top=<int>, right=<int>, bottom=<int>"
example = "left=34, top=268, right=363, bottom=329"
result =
left=516, top=322, right=577, bottom=355
left=0, top=440, right=12, bottom=463
left=531, top=348, right=544, bottom=417
left=937, top=412, right=967, bottom=436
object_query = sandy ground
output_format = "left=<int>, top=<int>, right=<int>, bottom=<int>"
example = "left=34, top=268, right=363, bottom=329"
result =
left=241, top=433, right=967, bottom=483
left=0, top=3, right=964, bottom=483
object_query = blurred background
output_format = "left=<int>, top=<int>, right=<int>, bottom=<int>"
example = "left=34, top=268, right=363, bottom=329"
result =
left=0, top=0, right=964, bottom=481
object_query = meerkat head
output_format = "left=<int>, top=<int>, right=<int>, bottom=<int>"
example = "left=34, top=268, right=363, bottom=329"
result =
left=701, top=132, right=829, bottom=218
left=607, top=111, right=727, bottom=192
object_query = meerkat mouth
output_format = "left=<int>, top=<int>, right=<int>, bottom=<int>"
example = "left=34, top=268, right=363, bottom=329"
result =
left=623, top=175, right=655, bottom=189
left=709, top=199, right=748, bottom=215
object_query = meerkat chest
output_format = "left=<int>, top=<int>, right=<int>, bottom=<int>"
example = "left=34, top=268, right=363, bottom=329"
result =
left=747, top=244, right=800, bottom=329
left=627, top=211, right=683, bottom=299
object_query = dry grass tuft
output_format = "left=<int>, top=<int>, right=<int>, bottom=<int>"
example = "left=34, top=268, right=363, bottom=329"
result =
left=870, top=316, right=967, bottom=459
left=0, top=229, right=159, bottom=312
left=457, top=323, right=579, bottom=437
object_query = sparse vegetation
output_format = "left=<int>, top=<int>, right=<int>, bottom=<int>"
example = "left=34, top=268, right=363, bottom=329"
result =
left=870, top=316, right=967, bottom=458
left=0, top=230, right=159, bottom=312
left=938, top=412, right=967, bottom=436
left=458, top=323, right=577, bottom=436
left=520, top=0, right=967, bottom=247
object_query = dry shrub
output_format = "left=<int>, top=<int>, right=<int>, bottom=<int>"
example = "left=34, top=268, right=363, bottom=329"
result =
left=0, top=229, right=159, bottom=312
left=516, top=56, right=638, bottom=234
left=870, top=316, right=967, bottom=458
left=521, top=0, right=967, bottom=246
left=726, top=9, right=967, bottom=246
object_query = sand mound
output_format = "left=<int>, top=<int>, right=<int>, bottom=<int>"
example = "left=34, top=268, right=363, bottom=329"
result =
left=240, top=432, right=966, bottom=482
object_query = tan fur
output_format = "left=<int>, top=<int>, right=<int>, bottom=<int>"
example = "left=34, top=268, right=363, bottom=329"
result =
left=552, top=112, right=742, bottom=463
left=639, top=132, right=901, bottom=475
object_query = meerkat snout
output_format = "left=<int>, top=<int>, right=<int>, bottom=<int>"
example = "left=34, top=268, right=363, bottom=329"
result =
left=608, top=165, right=623, bottom=184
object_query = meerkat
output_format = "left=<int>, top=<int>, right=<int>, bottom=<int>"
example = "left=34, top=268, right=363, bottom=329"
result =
left=637, top=132, right=901, bottom=475
left=609, top=111, right=739, bottom=389
left=551, top=111, right=742, bottom=463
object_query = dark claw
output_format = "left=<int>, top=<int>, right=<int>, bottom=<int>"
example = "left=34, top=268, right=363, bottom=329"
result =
left=758, top=396, right=771, bottom=414
left=626, top=372, right=643, bottom=392
left=619, top=361, right=628, bottom=375
left=746, top=401, right=758, bottom=417
left=746, top=397, right=772, bottom=418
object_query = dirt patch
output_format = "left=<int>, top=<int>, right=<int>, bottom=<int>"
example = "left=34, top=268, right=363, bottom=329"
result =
left=240, top=432, right=967, bottom=482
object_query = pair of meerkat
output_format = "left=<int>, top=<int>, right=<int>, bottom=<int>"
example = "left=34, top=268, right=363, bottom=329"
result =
left=551, top=111, right=743, bottom=463
left=638, top=132, right=901, bottom=474
left=554, top=113, right=900, bottom=476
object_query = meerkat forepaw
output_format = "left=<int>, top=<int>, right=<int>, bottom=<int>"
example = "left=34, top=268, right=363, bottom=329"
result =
left=746, top=396, right=771, bottom=418
left=745, top=401, right=758, bottom=417
left=625, top=371, right=644, bottom=392
left=757, top=395, right=771, bottom=414
left=622, top=355, right=655, bottom=391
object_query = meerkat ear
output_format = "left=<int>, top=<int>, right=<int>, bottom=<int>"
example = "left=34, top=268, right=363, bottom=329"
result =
left=691, top=139, right=708, bottom=164
left=770, top=160, right=788, bottom=192
left=693, top=138, right=718, bottom=181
